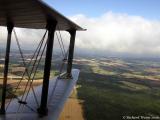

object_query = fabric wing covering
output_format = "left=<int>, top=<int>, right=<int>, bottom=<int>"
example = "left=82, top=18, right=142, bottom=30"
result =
left=0, top=0, right=84, bottom=30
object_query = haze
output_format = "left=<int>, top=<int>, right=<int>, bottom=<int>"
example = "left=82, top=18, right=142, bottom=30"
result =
left=1, top=0, right=160, bottom=58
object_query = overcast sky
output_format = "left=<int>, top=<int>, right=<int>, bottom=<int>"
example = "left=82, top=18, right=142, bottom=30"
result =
left=1, top=0, right=160, bottom=58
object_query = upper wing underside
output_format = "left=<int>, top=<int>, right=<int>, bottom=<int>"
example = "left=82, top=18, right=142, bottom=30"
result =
left=0, top=0, right=84, bottom=30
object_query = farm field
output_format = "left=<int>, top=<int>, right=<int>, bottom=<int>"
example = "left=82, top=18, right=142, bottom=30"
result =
left=59, top=88, right=85, bottom=120
left=1, top=57, right=160, bottom=120
left=74, top=57, right=160, bottom=120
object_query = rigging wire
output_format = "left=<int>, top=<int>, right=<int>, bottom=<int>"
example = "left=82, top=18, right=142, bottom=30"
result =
left=16, top=30, right=47, bottom=113
left=6, top=90, right=37, bottom=113
left=20, top=37, right=48, bottom=112
left=6, top=30, right=47, bottom=110
left=48, top=28, right=69, bottom=103
left=13, top=29, right=39, bottom=106
left=57, top=26, right=66, bottom=54
left=5, top=26, right=70, bottom=113
left=56, top=32, right=65, bottom=58
left=6, top=30, right=47, bottom=112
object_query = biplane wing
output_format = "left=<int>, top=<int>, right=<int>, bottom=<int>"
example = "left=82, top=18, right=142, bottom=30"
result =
left=0, top=69, right=80, bottom=120
left=0, top=0, right=85, bottom=119
left=0, top=0, right=84, bottom=30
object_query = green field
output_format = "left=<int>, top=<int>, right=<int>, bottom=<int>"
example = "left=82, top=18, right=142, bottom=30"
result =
left=75, top=58, right=160, bottom=120
left=1, top=57, right=160, bottom=120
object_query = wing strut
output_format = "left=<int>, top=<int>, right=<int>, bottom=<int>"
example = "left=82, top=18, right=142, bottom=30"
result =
left=0, top=22, right=14, bottom=114
left=37, top=20, right=57, bottom=116
left=66, top=30, right=76, bottom=78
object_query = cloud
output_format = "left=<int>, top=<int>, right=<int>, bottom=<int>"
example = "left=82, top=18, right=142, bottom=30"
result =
left=70, top=12, right=160, bottom=57
left=1, top=11, right=160, bottom=57
left=0, top=27, right=70, bottom=51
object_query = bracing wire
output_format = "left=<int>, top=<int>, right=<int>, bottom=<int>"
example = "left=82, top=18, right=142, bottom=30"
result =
left=6, top=30, right=47, bottom=110
left=20, top=38, right=48, bottom=112
left=56, top=32, right=65, bottom=58
left=16, top=30, right=47, bottom=112
left=57, top=26, right=66, bottom=54
left=48, top=28, right=69, bottom=103
left=13, top=29, right=39, bottom=106
left=6, top=26, right=69, bottom=113
left=6, top=29, right=47, bottom=112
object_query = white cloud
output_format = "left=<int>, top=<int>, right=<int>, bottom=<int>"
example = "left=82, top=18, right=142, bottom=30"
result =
left=70, top=12, right=160, bottom=57
left=0, top=27, right=70, bottom=51
left=1, top=11, right=160, bottom=57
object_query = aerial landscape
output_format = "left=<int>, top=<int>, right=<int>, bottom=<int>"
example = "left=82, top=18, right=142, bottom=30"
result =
left=1, top=0, right=160, bottom=120
left=1, top=50, right=160, bottom=119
